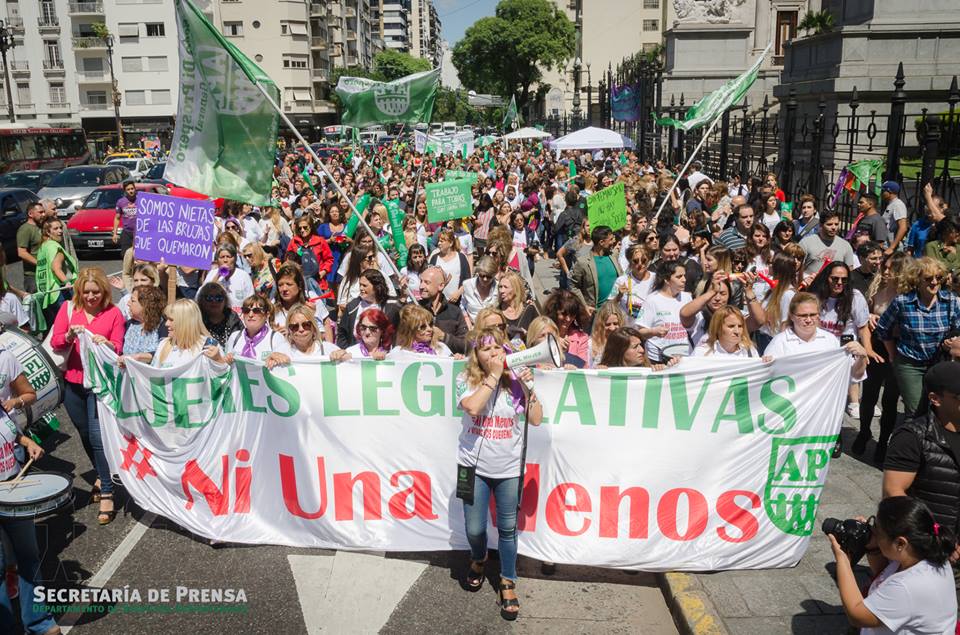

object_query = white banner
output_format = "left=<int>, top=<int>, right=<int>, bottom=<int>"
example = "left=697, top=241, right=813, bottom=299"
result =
left=81, top=334, right=849, bottom=571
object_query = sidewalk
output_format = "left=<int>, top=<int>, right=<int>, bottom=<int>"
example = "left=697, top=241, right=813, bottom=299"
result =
left=530, top=258, right=882, bottom=634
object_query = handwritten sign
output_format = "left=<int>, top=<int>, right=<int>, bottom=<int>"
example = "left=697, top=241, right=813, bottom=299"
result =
left=425, top=178, right=473, bottom=223
left=444, top=169, right=476, bottom=182
left=133, top=192, right=216, bottom=268
left=587, top=182, right=627, bottom=232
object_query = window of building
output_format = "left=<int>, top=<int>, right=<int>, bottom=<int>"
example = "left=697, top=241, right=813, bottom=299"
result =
left=16, top=83, right=30, bottom=105
left=775, top=10, right=798, bottom=62
left=40, top=1, right=56, bottom=23
left=118, top=23, right=139, bottom=38
left=147, top=56, right=167, bottom=71
left=48, top=83, right=66, bottom=104
left=642, top=19, right=659, bottom=31
left=126, top=90, right=146, bottom=105
left=44, top=41, right=62, bottom=65
left=223, top=21, right=243, bottom=36
left=152, top=89, right=171, bottom=104
left=86, top=90, right=107, bottom=106
left=121, top=57, right=143, bottom=72
left=282, top=54, right=308, bottom=69
left=145, top=23, right=165, bottom=37
left=81, top=57, right=104, bottom=72
left=281, top=21, right=308, bottom=36
left=643, top=0, right=659, bottom=7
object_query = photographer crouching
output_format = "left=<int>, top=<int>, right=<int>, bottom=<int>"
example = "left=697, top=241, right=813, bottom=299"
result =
left=828, top=497, right=957, bottom=632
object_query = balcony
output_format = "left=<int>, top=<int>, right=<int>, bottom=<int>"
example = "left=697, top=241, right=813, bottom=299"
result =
left=16, top=103, right=35, bottom=114
left=312, top=68, right=329, bottom=82
left=47, top=101, right=71, bottom=111
left=283, top=99, right=312, bottom=112
left=345, top=55, right=358, bottom=66
left=77, top=70, right=109, bottom=82
left=314, top=99, right=336, bottom=114
left=310, top=2, right=324, bottom=16
left=38, top=16, right=60, bottom=32
left=345, top=7, right=356, bottom=17
left=311, top=36, right=326, bottom=49
left=42, top=60, right=65, bottom=76
left=67, top=2, right=104, bottom=15
left=346, top=31, right=357, bottom=41
left=5, top=17, right=23, bottom=32
left=80, top=102, right=109, bottom=112
left=73, top=36, right=106, bottom=49
left=6, top=61, right=29, bottom=76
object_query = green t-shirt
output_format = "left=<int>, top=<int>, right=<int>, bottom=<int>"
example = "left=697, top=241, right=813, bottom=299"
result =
left=594, top=255, right=618, bottom=309
left=15, top=222, right=42, bottom=277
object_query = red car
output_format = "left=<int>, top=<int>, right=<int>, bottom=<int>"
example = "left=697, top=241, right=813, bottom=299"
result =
left=66, top=182, right=168, bottom=257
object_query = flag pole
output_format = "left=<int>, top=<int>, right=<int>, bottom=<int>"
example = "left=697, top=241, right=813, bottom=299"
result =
left=652, top=112, right=723, bottom=222
left=253, top=82, right=417, bottom=304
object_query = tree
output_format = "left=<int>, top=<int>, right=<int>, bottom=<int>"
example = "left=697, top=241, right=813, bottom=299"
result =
left=798, top=10, right=835, bottom=36
left=373, top=50, right=431, bottom=82
left=452, top=0, right=574, bottom=114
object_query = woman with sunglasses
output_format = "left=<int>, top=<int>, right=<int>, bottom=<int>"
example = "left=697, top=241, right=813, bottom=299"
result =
left=610, top=244, right=654, bottom=327
left=243, top=242, right=275, bottom=297
left=286, top=215, right=334, bottom=285
left=196, top=281, right=242, bottom=349
left=267, top=303, right=347, bottom=363
left=336, top=269, right=401, bottom=349
left=391, top=304, right=453, bottom=358
left=203, top=242, right=254, bottom=308
left=225, top=294, right=285, bottom=365
left=460, top=256, right=499, bottom=329
left=877, top=257, right=960, bottom=416
left=337, top=243, right=397, bottom=309
left=344, top=307, right=395, bottom=360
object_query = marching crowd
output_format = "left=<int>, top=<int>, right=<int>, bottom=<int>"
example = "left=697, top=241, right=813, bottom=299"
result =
left=1, top=136, right=959, bottom=630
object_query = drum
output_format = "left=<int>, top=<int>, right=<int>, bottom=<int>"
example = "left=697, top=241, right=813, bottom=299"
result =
left=0, top=471, right=73, bottom=518
left=0, top=326, right=65, bottom=429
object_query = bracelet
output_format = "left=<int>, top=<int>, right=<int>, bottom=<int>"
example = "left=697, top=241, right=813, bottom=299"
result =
left=483, top=379, right=498, bottom=389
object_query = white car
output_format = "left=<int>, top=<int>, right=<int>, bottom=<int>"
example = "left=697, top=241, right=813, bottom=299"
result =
left=106, top=157, right=153, bottom=180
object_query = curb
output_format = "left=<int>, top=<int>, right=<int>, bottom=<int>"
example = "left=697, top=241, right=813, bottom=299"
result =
left=657, top=572, right=729, bottom=635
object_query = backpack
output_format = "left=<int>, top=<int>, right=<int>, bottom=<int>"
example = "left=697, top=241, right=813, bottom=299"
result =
left=298, top=242, right=320, bottom=280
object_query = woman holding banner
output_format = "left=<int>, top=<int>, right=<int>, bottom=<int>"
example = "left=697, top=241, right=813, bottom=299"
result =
left=392, top=304, right=452, bottom=358
left=267, top=304, right=346, bottom=363
left=343, top=307, right=394, bottom=360
left=456, top=326, right=542, bottom=621
left=153, top=299, right=225, bottom=369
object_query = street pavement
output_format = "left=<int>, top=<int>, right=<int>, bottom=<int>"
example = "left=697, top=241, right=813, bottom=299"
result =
left=3, top=256, right=679, bottom=635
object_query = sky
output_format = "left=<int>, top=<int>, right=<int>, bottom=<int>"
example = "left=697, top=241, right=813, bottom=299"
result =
left=436, top=0, right=498, bottom=45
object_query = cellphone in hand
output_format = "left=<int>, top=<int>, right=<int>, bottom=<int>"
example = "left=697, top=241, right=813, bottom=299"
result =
left=204, top=337, right=218, bottom=348
left=840, top=334, right=854, bottom=346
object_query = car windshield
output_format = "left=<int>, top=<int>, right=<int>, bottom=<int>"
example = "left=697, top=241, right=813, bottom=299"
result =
left=0, top=173, right=44, bottom=189
left=109, top=159, right=139, bottom=170
left=48, top=168, right=104, bottom=188
left=82, top=189, right=124, bottom=209
left=145, top=163, right=165, bottom=179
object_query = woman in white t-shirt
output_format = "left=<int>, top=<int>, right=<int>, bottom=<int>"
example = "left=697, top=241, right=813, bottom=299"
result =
left=758, top=253, right=800, bottom=353
left=693, top=306, right=763, bottom=358
left=266, top=303, right=346, bottom=364
left=456, top=326, right=542, bottom=620
left=637, top=261, right=693, bottom=363
left=610, top=244, right=654, bottom=327
left=203, top=243, right=254, bottom=309
left=829, top=496, right=957, bottom=634
left=225, top=294, right=285, bottom=366
left=153, top=299, right=226, bottom=368
left=460, top=256, right=499, bottom=328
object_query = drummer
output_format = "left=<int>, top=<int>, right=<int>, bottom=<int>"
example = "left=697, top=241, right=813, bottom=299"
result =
left=0, top=344, right=59, bottom=634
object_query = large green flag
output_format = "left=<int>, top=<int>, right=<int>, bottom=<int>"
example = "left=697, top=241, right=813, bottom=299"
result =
left=653, top=43, right=771, bottom=132
left=336, top=68, right=441, bottom=128
left=502, top=94, right=518, bottom=130
left=165, top=0, right=279, bottom=205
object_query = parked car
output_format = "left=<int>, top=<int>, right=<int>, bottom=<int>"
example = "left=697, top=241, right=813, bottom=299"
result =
left=140, top=162, right=174, bottom=186
left=38, top=164, right=131, bottom=220
left=66, top=182, right=167, bottom=258
left=0, top=170, right=60, bottom=194
left=107, top=157, right=153, bottom=180
left=0, top=188, right=39, bottom=261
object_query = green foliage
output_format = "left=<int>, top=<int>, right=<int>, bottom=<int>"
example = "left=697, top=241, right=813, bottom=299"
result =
left=798, top=10, right=835, bottom=35
left=373, top=50, right=431, bottom=82
left=91, top=22, right=110, bottom=40
left=431, top=89, right=490, bottom=125
left=452, top=0, right=575, bottom=113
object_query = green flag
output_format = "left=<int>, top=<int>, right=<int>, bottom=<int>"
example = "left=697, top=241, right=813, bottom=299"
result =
left=336, top=68, right=441, bottom=128
left=502, top=94, right=518, bottom=130
left=301, top=167, right=316, bottom=195
left=166, top=0, right=279, bottom=205
left=568, top=159, right=577, bottom=177
left=653, top=43, right=771, bottom=132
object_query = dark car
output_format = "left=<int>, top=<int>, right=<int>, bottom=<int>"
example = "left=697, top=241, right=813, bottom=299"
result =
left=0, top=170, right=59, bottom=193
left=0, top=187, right=40, bottom=261
left=141, top=162, right=174, bottom=186
left=66, top=182, right=167, bottom=258
left=37, top=164, right=131, bottom=219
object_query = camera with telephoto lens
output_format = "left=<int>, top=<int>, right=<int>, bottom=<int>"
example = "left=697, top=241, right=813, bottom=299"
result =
left=822, top=517, right=873, bottom=564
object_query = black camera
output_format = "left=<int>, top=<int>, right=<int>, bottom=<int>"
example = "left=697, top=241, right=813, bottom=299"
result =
left=822, top=517, right=873, bottom=564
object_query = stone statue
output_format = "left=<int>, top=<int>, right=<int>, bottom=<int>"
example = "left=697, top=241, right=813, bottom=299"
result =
left=673, top=0, right=749, bottom=24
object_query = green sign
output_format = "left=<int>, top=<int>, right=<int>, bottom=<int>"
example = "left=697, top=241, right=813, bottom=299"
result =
left=445, top=169, right=475, bottom=182
left=426, top=179, right=473, bottom=223
left=587, top=182, right=627, bottom=232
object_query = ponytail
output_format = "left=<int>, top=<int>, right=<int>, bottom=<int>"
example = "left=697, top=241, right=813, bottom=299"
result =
left=876, top=496, right=954, bottom=566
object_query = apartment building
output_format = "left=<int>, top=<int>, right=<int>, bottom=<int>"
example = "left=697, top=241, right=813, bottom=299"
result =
left=0, top=0, right=178, bottom=146
left=379, top=0, right=410, bottom=53
left=408, top=0, right=440, bottom=66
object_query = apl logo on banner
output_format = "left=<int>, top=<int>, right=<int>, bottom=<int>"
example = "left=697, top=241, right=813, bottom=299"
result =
left=764, top=435, right=835, bottom=536
left=374, top=80, right=411, bottom=117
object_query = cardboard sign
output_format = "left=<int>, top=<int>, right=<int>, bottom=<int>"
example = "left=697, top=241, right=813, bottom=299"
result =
left=133, top=192, right=216, bottom=269
left=425, top=179, right=473, bottom=223
left=587, top=182, right=627, bottom=232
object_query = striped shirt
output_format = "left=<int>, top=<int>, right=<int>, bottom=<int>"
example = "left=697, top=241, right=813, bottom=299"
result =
left=473, top=208, right=495, bottom=241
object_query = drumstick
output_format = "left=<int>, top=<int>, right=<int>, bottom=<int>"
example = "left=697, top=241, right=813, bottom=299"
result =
left=9, top=457, right=35, bottom=490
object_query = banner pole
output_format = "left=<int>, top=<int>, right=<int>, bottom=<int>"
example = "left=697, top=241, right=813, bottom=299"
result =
left=652, top=113, right=723, bottom=222
left=254, top=82, right=417, bottom=304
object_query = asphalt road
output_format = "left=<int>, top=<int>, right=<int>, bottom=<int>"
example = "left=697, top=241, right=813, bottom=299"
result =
left=3, top=255, right=678, bottom=635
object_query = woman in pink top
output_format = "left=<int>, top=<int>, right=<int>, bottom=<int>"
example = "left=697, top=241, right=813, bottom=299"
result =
left=542, top=289, right=590, bottom=365
left=51, top=267, right=125, bottom=525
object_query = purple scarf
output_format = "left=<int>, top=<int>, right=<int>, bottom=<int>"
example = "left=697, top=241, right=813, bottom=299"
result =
left=358, top=340, right=383, bottom=357
left=411, top=341, right=435, bottom=355
left=241, top=326, right=269, bottom=359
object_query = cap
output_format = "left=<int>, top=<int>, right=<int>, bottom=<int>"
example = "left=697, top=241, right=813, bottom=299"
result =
left=881, top=181, right=901, bottom=194
left=923, top=361, right=960, bottom=396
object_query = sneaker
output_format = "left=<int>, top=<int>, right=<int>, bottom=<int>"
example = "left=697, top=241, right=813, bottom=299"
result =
left=874, top=404, right=883, bottom=417
left=846, top=402, right=859, bottom=418
left=5, top=566, right=17, bottom=600
left=851, top=433, right=870, bottom=456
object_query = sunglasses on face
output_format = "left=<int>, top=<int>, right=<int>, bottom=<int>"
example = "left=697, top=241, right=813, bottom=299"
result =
left=358, top=323, right=380, bottom=333
left=201, top=294, right=225, bottom=302
left=631, top=258, right=645, bottom=265
left=287, top=321, right=311, bottom=332
left=417, top=323, right=433, bottom=332
left=829, top=276, right=848, bottom=284
left=242, top=306, right=266, bottom=315
left=925, top=275, right=943, bottom=283
left=242, top=252, right=253, bottom=259
left=477, top=273, right=493, bottom=281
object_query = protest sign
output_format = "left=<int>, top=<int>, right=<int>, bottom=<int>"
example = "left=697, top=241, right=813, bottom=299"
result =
left=133, top=192, right=216, bottom=268
left=83, top=331, right=849, bottom=571
left=425, top=179, right=473, bottom=223
left=444, top=169, right=475, bottom=182
left=587, top=182, right=628, bottom=232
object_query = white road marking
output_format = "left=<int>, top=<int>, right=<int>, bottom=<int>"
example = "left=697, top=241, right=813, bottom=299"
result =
left=59, top=512, right=156, bottom=634
left=288, top=551, right=427, bottom=634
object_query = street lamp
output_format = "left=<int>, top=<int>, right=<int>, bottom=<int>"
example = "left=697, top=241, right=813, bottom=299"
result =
left=104, top=34, right=124, bottom=149
left=572, top=57, right=582, bottom=129
left=0, top=21, right=15, bottom=123
left=586, top=62, right=592, bottom=126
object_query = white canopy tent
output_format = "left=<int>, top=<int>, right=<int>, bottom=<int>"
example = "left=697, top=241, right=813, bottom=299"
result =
left=551, top=126, right=635, bottom=152
left=502, top=126, right=552, bottom=141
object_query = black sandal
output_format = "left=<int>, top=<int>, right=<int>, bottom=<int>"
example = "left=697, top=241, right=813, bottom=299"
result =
left=466, top=559, right=485, bottom=590
left=91, top=483, right=101, bottom=504
left=98, top=494, right=117, bottom=526
left=497, top=578, right=520, bottom=621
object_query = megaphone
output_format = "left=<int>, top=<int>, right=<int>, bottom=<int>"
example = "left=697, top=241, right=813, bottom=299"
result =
left=505, top=334, right=563, bottom=381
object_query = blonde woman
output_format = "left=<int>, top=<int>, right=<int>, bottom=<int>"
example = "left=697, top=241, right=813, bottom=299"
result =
left=243, top=242, right=275, bottom=297
left=266, top=303, right=346, bottom=363
left=525, top=316, right=580, bottom=369
left=429, top=228, right=471, bottom=302
left=497, top=271, right=539, bottom=342
left=693, top=306, right=763, bottom=358
left=456, top=326, right=541, bottom=620
left=116, top=262, right=159, bottom=320
left=258, top=205, right=291, bottom=255
left=154, top=299, right=225, bottom=368
left=391, top=303, right=452, bottom=357
left=589, top=301, right=627, bottom=367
